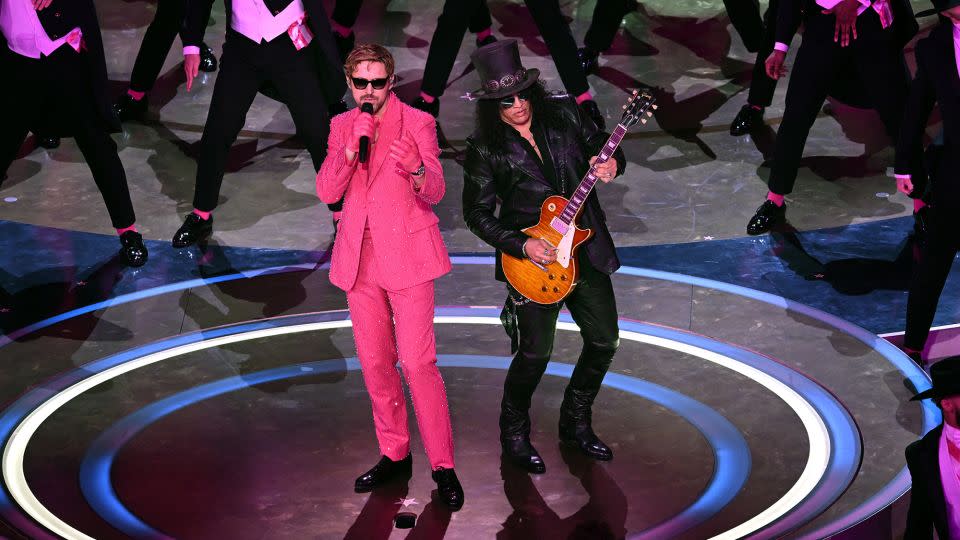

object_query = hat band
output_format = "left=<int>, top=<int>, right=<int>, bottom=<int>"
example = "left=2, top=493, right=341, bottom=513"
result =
left=483, top=69, right=528, bottom=93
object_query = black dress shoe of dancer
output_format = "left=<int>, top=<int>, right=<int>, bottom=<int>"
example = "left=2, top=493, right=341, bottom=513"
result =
left=113, top=93, right=148, bottom=123
left=328, top=99, right=349, bottom=118
left=354, top=454, right=412, bottom=493
left=172, top=213, right=213, bottom=248
left=476, top=34, right=498, bottom=48
left=335, top=31, right=356, bottom=63
left=36, top=135, right=60, bottom=149
left=431, top=467, right=464, bottom=511
left=730, top=104, right=763, bottom=136
left=559, top=422, right=613, bottom=461
left=199, top=42, right=218, bottom=72
left=579, top=99, right=606, bottom=131
left=501, top=435, right=546, bottom=474
left=746, top=200, right=786, bottom=236
left=412, top=96, right=440, bottom=118
left=119, top=231, right=148, bottom=267
left=578, top=46, right=600, bottom=75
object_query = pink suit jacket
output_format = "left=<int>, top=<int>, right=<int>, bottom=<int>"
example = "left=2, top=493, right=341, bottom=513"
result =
left=316, top=93, right=452, bottom=292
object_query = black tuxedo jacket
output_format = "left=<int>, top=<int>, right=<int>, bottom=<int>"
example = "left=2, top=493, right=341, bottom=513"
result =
left=0, top=0, right=119, bottom=133
left=905, top=425, right=952, bottom=539
left=896, top=22, right=960, bottom=208
left=183, top=0, right=345, bottom=103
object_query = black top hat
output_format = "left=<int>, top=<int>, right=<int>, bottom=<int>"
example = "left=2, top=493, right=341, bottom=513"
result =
left=912, top=356, right=960, bottom=401
left=468, top=39, right=540, bottom=100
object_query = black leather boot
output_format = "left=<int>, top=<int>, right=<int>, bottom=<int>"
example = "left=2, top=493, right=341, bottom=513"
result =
left=578, top=46, right=600, bottom=75
left=559, top=387, right=613, bottom=461
left=579, top=99, right=606, bottom=131
left=354, top=454, right=412, bottom=493
left=746, top=199, right=786, bottom=235
left=119, top=230, right=148, bottom=267
left=431, top=467, right=464, bottom=511
left=501, top=434, right=546, bottom=474
left=730, top=104, right=763, bottom=136
left=412, top=96, right=439, bottom=118
left=35, top=135, right=60, bottom=149
left=113, top=93, right=148, bottom=123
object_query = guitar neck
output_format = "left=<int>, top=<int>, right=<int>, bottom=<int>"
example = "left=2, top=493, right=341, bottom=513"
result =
left=558, top=124, right=627, bottom=225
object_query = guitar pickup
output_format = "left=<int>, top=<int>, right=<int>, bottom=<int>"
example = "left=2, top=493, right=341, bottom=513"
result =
left=550, top=217, right=569, bottom=235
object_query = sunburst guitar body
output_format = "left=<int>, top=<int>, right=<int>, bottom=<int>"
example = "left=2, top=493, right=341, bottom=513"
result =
left=501, top=90, right=657, bottom=304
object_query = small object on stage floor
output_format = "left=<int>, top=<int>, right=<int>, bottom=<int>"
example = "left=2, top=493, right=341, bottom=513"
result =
left=394, top=512, right=416, bottom=529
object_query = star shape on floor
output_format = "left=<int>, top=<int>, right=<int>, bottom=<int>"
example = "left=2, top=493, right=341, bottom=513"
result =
left=398, top=497, right=418, bottom=507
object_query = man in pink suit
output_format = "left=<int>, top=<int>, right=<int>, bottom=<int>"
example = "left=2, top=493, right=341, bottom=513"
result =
left=316, top=43, right=463, bottom=511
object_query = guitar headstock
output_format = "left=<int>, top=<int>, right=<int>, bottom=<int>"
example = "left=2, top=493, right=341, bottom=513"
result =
left=619, top=89, right=657, bottom=128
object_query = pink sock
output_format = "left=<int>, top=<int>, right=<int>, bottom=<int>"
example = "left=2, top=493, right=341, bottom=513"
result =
left=331, top=21, right=352, bottom=39
left=575, top=91, right=593, bottom=105
left=126, top=89, right=146, bottom=101
left=192, top=209, right=211, bottom=221
left=749, top=104, right=762, bottom=111
left=766, top=192, right=785, bottom=207
left=475, top=28, right=492, bottom=41
left=914, top=199, right=927, bottom=212
left=419, top=92, right=437, bottom=104
left=116, top=225, right=138, bottom=235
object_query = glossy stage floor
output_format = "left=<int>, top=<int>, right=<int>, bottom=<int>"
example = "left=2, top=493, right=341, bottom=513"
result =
left=0, top=0, right=950, bottom=538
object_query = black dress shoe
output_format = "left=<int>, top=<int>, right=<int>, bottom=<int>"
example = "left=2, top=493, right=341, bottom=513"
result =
left=746, top=200, right=786, bottom=236
left=119, top=231, right=148, bottom=267
left=578, top=46, right=600, bottom=75
left=501, top=435, right=546, bottom=474
left=198, top=42, right=218, bottom=73
left=730, top=104, right=763, bottom=136
left=354, top=454, right=412, bottom=493
left=412, top=96, right=439, bottom=118
left=36, top=135, right=60, bottom=149
left=113, top=93, right=149, bottom=123
left=579, top=99, right=606, bottom=131
left=431, top=467, right=464, bottom=511
left=559, top=423, right=613, bottom=461
left=335, top=31, right=355, bottom=63
left=328, top=99, right=349, bottom=118
left=172, top=213, right=213, bottom=248
left=476, top=34, right=497, bottom=48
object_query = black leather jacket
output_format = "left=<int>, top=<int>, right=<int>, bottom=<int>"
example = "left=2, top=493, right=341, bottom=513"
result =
left=462, top=96, right=625, bottom=282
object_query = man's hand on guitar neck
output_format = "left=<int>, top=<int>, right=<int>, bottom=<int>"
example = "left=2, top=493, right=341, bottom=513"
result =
left=524, top=238, right=558, bottom=266
left=589, top=156, right=618, bottom=183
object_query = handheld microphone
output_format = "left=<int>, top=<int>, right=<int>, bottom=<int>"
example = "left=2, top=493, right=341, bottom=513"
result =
left=359, top=102, right=373, bottom=164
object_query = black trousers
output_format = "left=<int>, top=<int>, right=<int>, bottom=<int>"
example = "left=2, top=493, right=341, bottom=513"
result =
left=745, top=0, right=779, bottom=108
left=421, top=0, right=588, bottom=99
left=0, top=48, right=136, bottom=229
left=905, top=207, right=960, bottom=351
left=768, top=10, right=915, bottom=195
left=583, top=0, right=637, bottom=53
left=723, top=0, right=764, bottom=52
left=129, top=0, right=210, bottom=93
left=331, top=0, right=363, bottom=29
left=193, top=32, right=331, bottom=212
left=500, top=256, right=620, bottom=438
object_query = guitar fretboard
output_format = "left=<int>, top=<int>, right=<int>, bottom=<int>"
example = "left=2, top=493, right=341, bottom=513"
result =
left=558, top=124, right=627, bottom=226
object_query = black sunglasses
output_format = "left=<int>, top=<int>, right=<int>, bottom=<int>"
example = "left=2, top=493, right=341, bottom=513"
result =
left=499, top=89, right=532, bottom=109
left=351, top=77, right=390, bottom=90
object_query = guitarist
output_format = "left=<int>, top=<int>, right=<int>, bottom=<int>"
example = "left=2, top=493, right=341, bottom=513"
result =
left=462, top=40, right=625, bottom=474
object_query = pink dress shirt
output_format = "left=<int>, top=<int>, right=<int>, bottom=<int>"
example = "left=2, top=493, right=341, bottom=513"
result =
left=774, top=0, right=894, bottom=52
left=0, top=0, right=81, bottom=59
left=940, top=423, right=960, bottom=539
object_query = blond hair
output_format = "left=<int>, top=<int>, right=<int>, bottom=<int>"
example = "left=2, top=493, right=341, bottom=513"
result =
left=344, top=43, right=395, bottom=78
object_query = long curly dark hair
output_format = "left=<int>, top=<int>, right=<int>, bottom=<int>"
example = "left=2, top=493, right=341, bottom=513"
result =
left=473, top=82, right=566, bottom=151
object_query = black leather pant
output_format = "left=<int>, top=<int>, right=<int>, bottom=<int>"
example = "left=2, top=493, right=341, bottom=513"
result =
left=499, top=256, right=619, bottom=439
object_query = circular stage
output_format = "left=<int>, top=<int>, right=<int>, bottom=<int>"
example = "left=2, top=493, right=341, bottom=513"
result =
left=0, top=257, right=936, bottom=539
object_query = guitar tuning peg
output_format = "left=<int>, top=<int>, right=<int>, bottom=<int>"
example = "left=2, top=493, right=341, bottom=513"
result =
left=646, top=111, right=653, bottom=117
left=632, top=89, right=639, bottom=95
left=651, top=104, right=659, bottom=110
left=640, top=118, right=647, bottom=124
left=622, top=105, right=627, bottom=109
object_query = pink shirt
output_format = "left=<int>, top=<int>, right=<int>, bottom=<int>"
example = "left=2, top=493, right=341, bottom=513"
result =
left=940, top=423, right=960, bottom=539
left=0, top=0, right=81, bottom=59
left=231, top=0, right=306, bottom=44
left=774, top=0, right=893, bottom=52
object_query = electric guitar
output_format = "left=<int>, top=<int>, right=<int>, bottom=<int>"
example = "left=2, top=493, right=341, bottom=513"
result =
left=501, top=90, right=657, bottom=304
